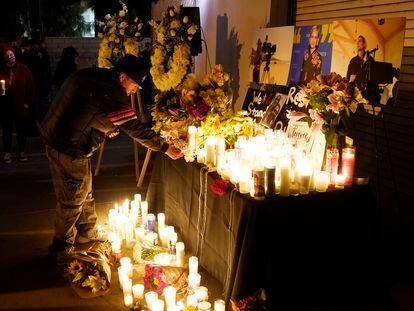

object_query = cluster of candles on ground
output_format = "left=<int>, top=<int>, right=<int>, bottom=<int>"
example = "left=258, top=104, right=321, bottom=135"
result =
left=107, top=194, right=226, bottom=311
left=187, top=125, right=355, bottom=199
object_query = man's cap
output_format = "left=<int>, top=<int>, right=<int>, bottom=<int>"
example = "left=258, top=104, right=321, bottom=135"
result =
left=108, top=54, right=150, bottom=84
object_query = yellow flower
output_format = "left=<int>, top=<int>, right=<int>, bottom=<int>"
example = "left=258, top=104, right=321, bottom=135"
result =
left=138, top=23, right=143, bottom=30
left=119, top=29, right=125, bottom=35
left=109, top=34, right=116, bottom=42
left=119, top=10, right=125, bottom=17
left=73, top=272, right=83, bottom=283
left=188, top=25, right=197, bottom=35
left=169, top=9, right=175, bottom=17
left=115, top=38, right=120, bottom=43
left=183, top=16, right=189, bottom=24
left=134, top=17, right=138, bottom=23
left=135, top=32, right=141, bottom=37
left=170, top=19, right=180, bottom=30
left=98, top=33, right=103, bottom=38
left=188, top=35, right=193, bottom=41
left=68, top=260, right=82, bottom=275
left=170, top=30, right=176, bottom=37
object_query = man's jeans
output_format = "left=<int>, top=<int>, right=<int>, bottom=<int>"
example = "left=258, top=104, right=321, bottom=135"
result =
left=46, top=145, right=97, bottom=245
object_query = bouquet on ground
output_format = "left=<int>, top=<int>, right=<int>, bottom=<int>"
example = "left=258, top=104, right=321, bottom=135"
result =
left=96, top=0, right=144, bottom=67
left=287, top=73, right=367, bottom=148
left=144, top=264, right=188, bottom=297
left=66, top=242, right=112, bottom=298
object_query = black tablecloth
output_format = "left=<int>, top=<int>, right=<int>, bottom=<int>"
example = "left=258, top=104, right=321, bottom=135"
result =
left=147, top=153, right=383, bottom=309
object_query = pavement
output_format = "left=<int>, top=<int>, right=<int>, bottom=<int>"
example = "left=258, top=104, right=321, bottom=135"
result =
left=0, top=133, right=222, bottom=310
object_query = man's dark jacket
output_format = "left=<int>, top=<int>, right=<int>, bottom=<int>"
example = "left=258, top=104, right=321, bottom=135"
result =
left=40, top=67, right=168, bottom=158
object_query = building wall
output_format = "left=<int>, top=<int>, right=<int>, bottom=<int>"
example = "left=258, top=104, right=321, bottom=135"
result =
left=152, top=0, right=272, bottom=109
left=296, top=0, right=414, bottom=261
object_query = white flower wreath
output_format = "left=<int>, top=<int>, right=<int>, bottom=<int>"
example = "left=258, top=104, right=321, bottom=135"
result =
left=150, top=43, right=191, bottom=91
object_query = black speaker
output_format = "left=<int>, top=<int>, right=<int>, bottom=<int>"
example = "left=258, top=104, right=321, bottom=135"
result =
left=182, top=7, right=202, bottom=56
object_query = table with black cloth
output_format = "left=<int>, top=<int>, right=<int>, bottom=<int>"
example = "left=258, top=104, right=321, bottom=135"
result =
left=147, top=153, right=384, bottom=309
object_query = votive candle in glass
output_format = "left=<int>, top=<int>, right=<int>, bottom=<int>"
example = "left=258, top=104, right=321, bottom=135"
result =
left=342, top=146, right=355, bottom=186
left=325, top=148, right=339, bottom=187
left=124, top=293, right=133, bottom=307
left=188, top=125, right=197, bottom=154
left=214, top=299, right=226, bottom=311
left=280, top=157, right=291, bottom=197
left=206, top=136, right=216, bottom=167
left=196, top=148, right=206, bottom=164
left=315, top=171, right=329, bottom=192
left=132, top=283, right=144, bottom=299
left=145, top=291, right=158, bottom=308
left=335, top=174, right=345, bottom=189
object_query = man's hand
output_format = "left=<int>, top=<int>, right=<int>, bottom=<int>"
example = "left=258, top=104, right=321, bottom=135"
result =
left=107, top=128, right=120, bottom=139
left=165, top=145, right=183, bottom=160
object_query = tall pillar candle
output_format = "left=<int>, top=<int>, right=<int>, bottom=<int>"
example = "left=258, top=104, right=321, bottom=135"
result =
left=341, top=147, right=355, bottom=186
left=189, top=256, right=198, bottom=275
left=280, top=157, right=290, bottom=197
left=188, top=125, right=197, bottom=155
left=196, top=147, right=206, bottom=164
left=265, top=164, right=276, bottom=196
left=141, top=201, right=148, bottom=226
left=163, top=286, right=176, bottom=309
left=157, top=213, right=165, bottom=229
left=205, top=136, right=216, bottom=167
left=176, top=242, right=185, bottom=267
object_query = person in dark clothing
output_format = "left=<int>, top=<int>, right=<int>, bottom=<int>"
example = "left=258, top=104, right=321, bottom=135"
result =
left=51, top=46, right=79, bottom=91
left=40, top=54, right=182, bottom=258
left=299, top=25, right=322, bottom=86
left=346, top=35, right=373, bottom=91
left=0, top=45, right=36, bottom=163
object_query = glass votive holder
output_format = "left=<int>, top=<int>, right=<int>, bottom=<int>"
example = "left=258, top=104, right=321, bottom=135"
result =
left=335, top=174, right=345, bottom=189
left=315, top=171, right=329, bottom=192
left=214, top=299, right=226, bottom=311
left=132, top=284, right=144, bottom=299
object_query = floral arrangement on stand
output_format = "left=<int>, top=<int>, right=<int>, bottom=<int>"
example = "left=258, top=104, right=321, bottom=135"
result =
left=149, top=5, right=252, bottom=157
left=287, top=72, right=367, bottom=148
left=96, top=1, right=144, bottom=68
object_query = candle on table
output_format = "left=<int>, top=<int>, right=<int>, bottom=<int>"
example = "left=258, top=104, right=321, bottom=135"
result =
left=145, top=291, right=158, bottom=309
left=315, top=171, right=329, bottom=192
left=118, top=267, right=128, bottom=289
left=176, top=242, right=185, bottom=267
left=122, top=278, right=132, bottom=296
left=238, top=177, right=251, bottom=194
left=342, top=147, right=355, bottom=186
left=186, top=294, right=198, bottom=307
left=152, top=299, right=165, bottom=311
left=198, top=301, right=212, bottom=311
left=124, top=294, right=133, bottom=307
left=120, top=257, right=132, bottom=267
left=125, top=223, right=134, bottom=248
left=135, top=226, right=146, bottom=242
left=280, top=157, right=291, bottom=197
left=265, top=164, right=276, bottom=196
left=298, top=160, right=312, bottom=195
left=169, top=232, right=178, bottom=249
left=335, top=174, right=345, bottom=189
left=205, top=136, right=216, bottom=167
left=188, top=125, right=197, bottom=154
left=133, top=241, right=141, bottom=262
left=147, top=213, right=156, bottom=232
left=132, top=283, right=144, bottom=299
left=253, top=165, right=265, bottom=200
left=146, top=232, right=158, bottom=246
left=189, top=256, right=198, bottom=275
left=195, top=286, right=208, bottom=301
left=0, top=80, right=5, bottom=96
left=134, top=193, right=142, bottom=202
left=215, top=136, right=226, bottom=158
left=188, top=273, right=201, bottom=289
left=214, top=299, right=226, bottom=311
left=141, top=201, right=148, bottom=226
left=163, top=286, right=176, bottom=308
left=157, top=213, right=166, bottom=229
left=196, top=148, right=206, bottom=164
left=325, top=148, right=339, bottom=187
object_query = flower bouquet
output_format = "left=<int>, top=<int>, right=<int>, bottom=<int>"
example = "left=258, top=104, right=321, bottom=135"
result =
left=66, top=242, right=112, bottom=298
left=144, top=264, right=188, bottom=297
left=287, top=72, right=367, bottom=148
left=230, top=289, right=268, bottom=311
left=96, top=1, right=144, bottom=67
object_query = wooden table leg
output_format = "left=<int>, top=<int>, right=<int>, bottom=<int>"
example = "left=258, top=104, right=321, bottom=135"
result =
left=94, top=138, right=106, bottom=177
left=138, top=149, right=152, bottom=187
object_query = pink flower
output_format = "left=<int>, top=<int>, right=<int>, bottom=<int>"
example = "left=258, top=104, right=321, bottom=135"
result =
left=310, top=121, right=323, bottom=133
left=286, top=110, right=307, bottom=122
left=327, top=93, right=341, bottom=113
left=168, top=109, right=179, bottom=116
left=309, top=109, right=324, bottom=123
left=210, top=178, right=229, bottom=196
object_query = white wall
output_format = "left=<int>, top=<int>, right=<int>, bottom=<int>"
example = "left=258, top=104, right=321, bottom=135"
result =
left=152, top=0, right=271, bottom=109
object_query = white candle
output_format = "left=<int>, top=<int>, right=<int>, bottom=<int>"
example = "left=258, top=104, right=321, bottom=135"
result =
left=157, top=213, right=166, bottom=229
left=188, top=125, right=197, bottom=154
left=280, top=157, right=291, bottom=197
left=134, top=193, right=142, bottom=202
left=205, top=136, right=216, bottom=166
left=111, top=238, right=121, bottom=253
left=198, top=301, right=212, bottom=311
left=169, top=232, right=178, bottom=248
left=189, top=256, right=198, bottom=275
left=125, top=223, right=134, bottom=248
left=120, top=257, right=132, bottom=267
left=146, top=232, right=158, bottom=246
left=152, top=299, right=165, bottom=311
left=133, top=242, right=141, bottom=262
left=239, top=178, right=251, bottom=194
left=124, top=293, right=133, bottom=307
left=135, top=226, right=146, bottom=242
left=141, top=201, right=148, bottom=225
left=122, top=278, right=132, bottom=296
left=145, top=291, right=158, bottom=308
left=196, top=148, right=206, bottom=164
left=186, top=294, right=198, bottom=307
left=176, top=242, right=185, bottom=267
left=118, top=267, right=128, bottom=289
left=216, top=136, right=226, bottom=157
left=188, top=273, right=201, bottom=289
left=335, top=174, right=345, bottom=189
left=195, top=286, right=208, bottom=301
left=214, top=299, right=225, bottom=311
left=315, top=171, right=329, bottom=192
left=0, top=80, right=5, bottom=95
left=163, top=286, right=176, bottom=308
left=132, top=283, right=144, bottom=299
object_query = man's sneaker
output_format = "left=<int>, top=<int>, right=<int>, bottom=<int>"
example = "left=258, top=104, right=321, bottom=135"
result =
left=3, top=153, right=11, bottom=164
left=18, top=152, right=28, bottom=162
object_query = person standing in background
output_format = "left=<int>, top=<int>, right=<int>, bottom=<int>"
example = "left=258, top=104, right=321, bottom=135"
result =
left=0, top=45, right=35, bottom=163
left=299, top=25, right=322, bottom=86
left=51, top=46, right=78, bottom=91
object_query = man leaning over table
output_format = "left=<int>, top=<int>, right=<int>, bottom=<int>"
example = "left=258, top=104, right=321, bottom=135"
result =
left=40, top=54, right=182, bottom=259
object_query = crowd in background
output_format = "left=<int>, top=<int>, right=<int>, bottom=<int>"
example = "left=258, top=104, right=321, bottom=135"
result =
left=0, top=38, right=79, bottom=163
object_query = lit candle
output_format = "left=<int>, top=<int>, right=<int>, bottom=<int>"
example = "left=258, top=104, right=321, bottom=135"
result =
left=120, top=257, right=132, bottom=267
left=342, top=147, right=355, bottom=186
left=198, top=301, right=212, bottom=311
left=188, top=125, right=197, bottom=154
left=169, top=232, right=178, bottom=249
left=195, top=286, right=208, bottom=301
left=214, top=299, right=226, bottom=311
left=188, top=273, right=201, bottom=289
left=238, top=178, right=251, bottom=194
left=280, top=157, right=291, bottom=197
left=125, top=223, right=134, bottom=248
left=253, top=165, right=265, bottom=200
left=135, top=226, right=146, bottom=242
left=315, top=171, right=329, bottom=192
left=111, top=238, right=121, bottom=253
left=122, top=278, right=132, bottom=296
left=133, top=242, right=141, bottom=262
left=220, top=167, right=232, bottom=182
left=325, top=148, right=339, bottom=186
left=205, top=136, right=216, bottom=167
left=196, top=148, right=206, bottom=164
left=298, top=159, right=312, bottom=195
left=152, top=299, right=165, bottom=311
left=118, top=267, right=128, bottom=289
left=132, top=283, right=144, bottom=299
left=163, top=285, right=177, bottom=308
left=162, top=226, right=175, bottom=248
left=335, top=174, right=345, bottom=189
left=264, top=164, right=276, bottom=196
left=146, top=232, right=158, bottom=246
left=134, top=193, right=142, bottom=202
left=215, top=136, right=226, bottom=158
left=157, top=213, right=166, bottom=229
left=124, top=293, right=133, bottom=307
left=189, top=256, right=198, bottom=275
left=186, top=294, right=198, bottom=307
left=145, top=291, right=158, bottom=309
left=141, top=201, right=148, bottom=225
left=0, top=80, right=5, bottom=96
left=176, top=242, right=185, bottom=267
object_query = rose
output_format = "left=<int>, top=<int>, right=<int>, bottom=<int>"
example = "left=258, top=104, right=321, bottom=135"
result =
left=210, top=179, right=229, bottom=196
